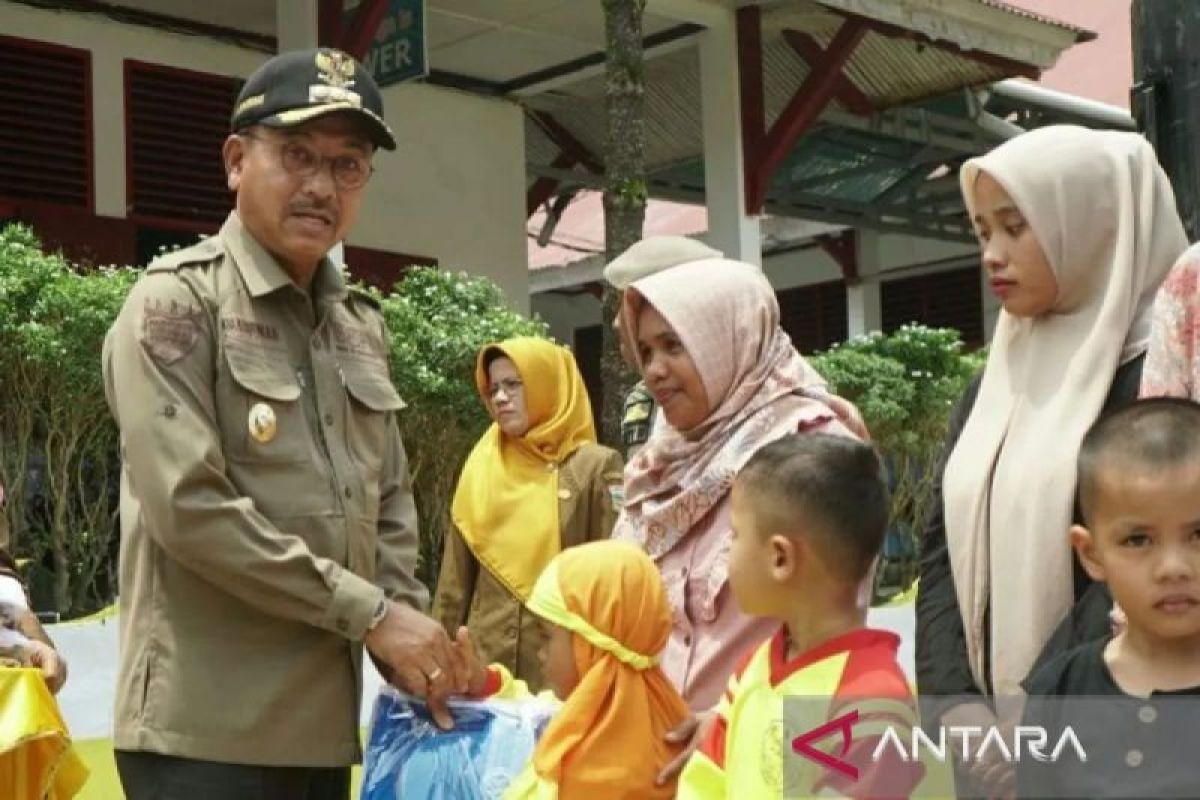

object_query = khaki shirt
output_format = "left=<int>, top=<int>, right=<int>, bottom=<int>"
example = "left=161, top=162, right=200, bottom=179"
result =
left=431, top=443, right=623, bottom=691
left=102, top=212, right=425, bottom=767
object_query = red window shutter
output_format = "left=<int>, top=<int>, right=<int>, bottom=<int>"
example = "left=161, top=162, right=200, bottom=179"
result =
left=881, top=266, right=983, bottom=346
left=0, top=36, right=91, bottom=208
left=126, top=61, right=236, bottom=226
left=343, top=245, right=435, bottom=291
left=778, top=280, right=849, bottom=353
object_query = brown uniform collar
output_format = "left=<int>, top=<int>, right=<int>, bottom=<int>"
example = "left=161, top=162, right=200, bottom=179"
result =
left=220, top=212, right=349, bottom=303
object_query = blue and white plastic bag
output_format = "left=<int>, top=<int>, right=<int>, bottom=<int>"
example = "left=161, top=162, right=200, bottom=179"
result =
left=361, top=687, right=556, bottom=800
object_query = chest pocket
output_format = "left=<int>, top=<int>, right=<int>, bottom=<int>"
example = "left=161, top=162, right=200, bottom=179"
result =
left=220, top=347, right=309, bottom=464
left=341, top=359, right=404, bottom=477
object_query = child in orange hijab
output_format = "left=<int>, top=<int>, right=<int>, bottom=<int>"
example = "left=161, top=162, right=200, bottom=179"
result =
left=455, top=539, right=689, bottom=800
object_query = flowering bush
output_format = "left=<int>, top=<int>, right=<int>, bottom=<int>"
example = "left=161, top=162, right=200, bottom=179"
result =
left=0, top=224, right=137, bottom=615
left=811, top=325, right=985, bottom=596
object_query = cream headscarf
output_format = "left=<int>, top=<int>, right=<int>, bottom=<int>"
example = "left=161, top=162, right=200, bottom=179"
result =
left=945, top=125, right=1187, bottom=696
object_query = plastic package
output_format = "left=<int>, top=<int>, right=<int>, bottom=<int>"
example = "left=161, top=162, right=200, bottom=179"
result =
left=361, top=687, right=556, bottom=800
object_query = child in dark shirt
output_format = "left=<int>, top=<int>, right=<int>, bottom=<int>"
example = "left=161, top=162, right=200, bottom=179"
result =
left=1021, top=398, right=1200, bottom=799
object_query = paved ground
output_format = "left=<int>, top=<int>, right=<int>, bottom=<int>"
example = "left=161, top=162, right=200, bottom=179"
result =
left=50, top=602, right=916, bottom=741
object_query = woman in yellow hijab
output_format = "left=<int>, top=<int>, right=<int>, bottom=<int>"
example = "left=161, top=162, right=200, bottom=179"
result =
left=432, top=337, right=624, bottom=691
left=457, top=539, right=690, bottom=800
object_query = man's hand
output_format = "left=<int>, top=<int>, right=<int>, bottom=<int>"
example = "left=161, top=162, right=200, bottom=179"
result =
left=656, top=709, right=716, bottom=785
left=24, top=640, right=66, bottom=695
left=364, top=601, right=467, bottom=730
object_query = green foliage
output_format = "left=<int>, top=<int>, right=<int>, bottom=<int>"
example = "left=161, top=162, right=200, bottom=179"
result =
left=379, top=267, right=548, bottom=429
left=811, top=324, right=984, bottom=598
left=0, top=224, right=138, bottom=615
left=811, top=324, right=980, bottom=452
left=377, top=267, right=550, bottom=588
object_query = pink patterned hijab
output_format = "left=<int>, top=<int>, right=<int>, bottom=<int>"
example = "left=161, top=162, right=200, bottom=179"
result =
left=612, top=259, right=836, bottom=568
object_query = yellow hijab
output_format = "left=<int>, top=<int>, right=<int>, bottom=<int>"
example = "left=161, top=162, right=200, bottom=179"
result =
left=505, top=540, right=690, bottom=800
left=451, top=337, right=596, bottom=600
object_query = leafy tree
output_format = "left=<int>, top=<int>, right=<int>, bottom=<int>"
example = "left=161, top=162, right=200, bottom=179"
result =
left=811, top=324, right=984, bottom=594
left=0, top=224, right=136, bottom=613
left=600, top=0, right=648, bottom=446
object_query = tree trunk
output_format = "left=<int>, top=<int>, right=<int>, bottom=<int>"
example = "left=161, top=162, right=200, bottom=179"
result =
left=600, top=0, right=648, bottom=447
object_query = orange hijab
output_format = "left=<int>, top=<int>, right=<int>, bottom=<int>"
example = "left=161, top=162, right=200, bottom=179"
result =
left=523, top=540, right=689, bottom=799
left=451, top=337, right=596, bottom=600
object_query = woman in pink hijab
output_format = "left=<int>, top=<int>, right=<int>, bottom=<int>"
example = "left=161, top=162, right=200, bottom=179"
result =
left=612, top=259, right=852, bottom=719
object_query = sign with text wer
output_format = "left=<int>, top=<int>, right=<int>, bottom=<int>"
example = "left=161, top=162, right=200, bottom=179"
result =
left=344, top=0, right=427, bottom=88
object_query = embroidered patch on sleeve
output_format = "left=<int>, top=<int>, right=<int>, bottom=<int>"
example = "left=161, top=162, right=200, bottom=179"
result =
left=141, top=298, right=204, bottom=365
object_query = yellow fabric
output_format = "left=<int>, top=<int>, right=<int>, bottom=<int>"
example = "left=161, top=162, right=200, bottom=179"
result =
left=503, top=762, right=558, bottom=800
left=0, top=668, right=89, bottom=800
left=452, top=337, right=596, bottom=600
left=522, top=541, right=690, bottom=800
left=526, top=560, right=656, bottom=671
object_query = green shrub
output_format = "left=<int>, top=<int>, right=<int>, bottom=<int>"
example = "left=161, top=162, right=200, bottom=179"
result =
left=811, top=324, right=984, bottom=595
left=378, top=267, right=550, bottom=589
left=0, top=224, right=138, bottom=615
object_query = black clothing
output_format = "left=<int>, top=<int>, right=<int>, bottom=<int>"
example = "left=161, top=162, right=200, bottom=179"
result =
left=1019, top=638, right=1200, bottom=799
left=116, top=750, right=351, bottom=800
left=915, top=355, right=1143, bottom=712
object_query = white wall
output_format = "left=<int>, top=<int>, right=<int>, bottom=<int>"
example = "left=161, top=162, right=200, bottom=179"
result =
left=358, top=82, right=529, bottom=311
left=533, top=291, right=603, bottom=348
left=1, top=3, right=530, bottom=311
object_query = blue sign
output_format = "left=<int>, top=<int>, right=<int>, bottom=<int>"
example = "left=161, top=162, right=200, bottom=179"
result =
left=344, top=0, right=427, bottom=88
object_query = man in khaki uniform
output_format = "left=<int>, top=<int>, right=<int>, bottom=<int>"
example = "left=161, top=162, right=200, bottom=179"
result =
left=103, top=49, right=464, bottom=799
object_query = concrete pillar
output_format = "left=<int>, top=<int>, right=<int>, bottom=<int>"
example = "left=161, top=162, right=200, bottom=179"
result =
left=92, top=54, right=126, bottom=218
left=698, top=12, right=762, bottom=265
left=846, top=230, right=883, bottom=337
left=277, top=0, right=320, bottom=52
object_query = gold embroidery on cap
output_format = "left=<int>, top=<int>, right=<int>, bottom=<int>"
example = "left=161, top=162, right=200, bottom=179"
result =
left=234, top=94, right=265, bottom=118
left=317, top=50, right=356, bottom=87
left=311, top=50, right=363, bottom=107
left=248, top=403, right=278, bottom=444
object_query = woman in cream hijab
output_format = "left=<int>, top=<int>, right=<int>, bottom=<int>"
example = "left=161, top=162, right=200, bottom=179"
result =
left=915, top=126, right=1186, bottom=795
left=432, top=338, right=624, bottom=691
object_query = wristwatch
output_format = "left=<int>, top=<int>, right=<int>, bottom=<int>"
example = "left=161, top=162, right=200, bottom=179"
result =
left=368, top=596, right=388, bottom=631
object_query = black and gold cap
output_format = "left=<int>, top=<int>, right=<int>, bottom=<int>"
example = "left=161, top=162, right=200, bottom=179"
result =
left=231, top=48, right=396, bottom=150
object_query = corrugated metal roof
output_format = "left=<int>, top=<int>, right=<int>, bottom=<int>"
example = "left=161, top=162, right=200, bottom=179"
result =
left=523, top=0, right=1086, bottom=241
left=979, top=0, right=1095, bottom=42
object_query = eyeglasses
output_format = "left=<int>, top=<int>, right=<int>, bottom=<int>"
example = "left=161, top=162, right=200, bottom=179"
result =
left=242, top=132, right=374, bottom=191
left=487, top=379, right=523, bottom=399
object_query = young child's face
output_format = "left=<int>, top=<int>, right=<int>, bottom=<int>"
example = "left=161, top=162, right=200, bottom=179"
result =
left=537, top=620, right=579, bottom=701
left=1073, top=460, right=1200, bottom=642
left=729, top=480, right=788, bottom=618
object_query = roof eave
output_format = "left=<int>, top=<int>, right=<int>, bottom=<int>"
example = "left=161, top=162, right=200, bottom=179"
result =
left=810, top=0, right=1090, bottom=72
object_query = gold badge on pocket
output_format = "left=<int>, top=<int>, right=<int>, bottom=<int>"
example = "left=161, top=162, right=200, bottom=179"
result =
left=248, top=403, right=277, bottom=444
